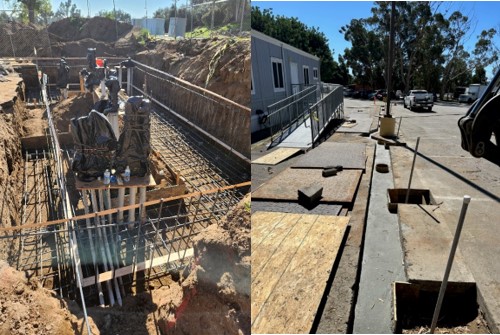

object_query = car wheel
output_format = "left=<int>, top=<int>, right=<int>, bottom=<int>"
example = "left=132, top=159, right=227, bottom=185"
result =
left=427, top=106, right=432, bottom=112
left=403, top=101, right=407, bottom=108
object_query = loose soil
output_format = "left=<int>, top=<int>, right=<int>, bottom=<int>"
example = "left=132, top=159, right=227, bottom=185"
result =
left=0, top=260, right=99, bottom=335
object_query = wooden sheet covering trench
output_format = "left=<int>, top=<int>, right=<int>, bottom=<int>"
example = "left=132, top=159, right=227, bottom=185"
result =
left=251, top=211, right=349, bottom=334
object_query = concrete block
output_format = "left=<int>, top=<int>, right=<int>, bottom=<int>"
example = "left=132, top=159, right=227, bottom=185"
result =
left=322, top=167, right=338, bottom=177
left=298, top=184, right=323, bottom=208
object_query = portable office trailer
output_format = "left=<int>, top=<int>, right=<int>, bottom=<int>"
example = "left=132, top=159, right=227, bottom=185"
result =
left=251, top=30, right=321, bottom=134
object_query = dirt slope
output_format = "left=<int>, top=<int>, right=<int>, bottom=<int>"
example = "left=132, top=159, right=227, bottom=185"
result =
left=0, top=260, right=99, bottom=335
left=157, top=193, right=251, bottom=335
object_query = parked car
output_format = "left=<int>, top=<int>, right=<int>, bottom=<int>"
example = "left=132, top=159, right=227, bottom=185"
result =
left=343, top=88, right=355, bottom=97
left=403, top=90, right=434, bottom=111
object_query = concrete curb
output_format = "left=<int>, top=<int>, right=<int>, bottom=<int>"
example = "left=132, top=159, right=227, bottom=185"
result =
left=353, top=142, right=406, bottom=333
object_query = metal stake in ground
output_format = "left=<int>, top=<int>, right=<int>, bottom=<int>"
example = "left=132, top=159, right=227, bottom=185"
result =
left=405, top=137, right=420, bottom=204
left=429, top=195, right=471, bottom=333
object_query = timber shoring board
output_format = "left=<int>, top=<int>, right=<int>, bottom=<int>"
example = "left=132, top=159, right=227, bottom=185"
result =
left=398, top=205, right=475, bottom=285
left=75, top=174, right=156, bottom=190
left=252, top=147, right=302, bottom=165
left=251, top=211, right=350, bottom=334
left=292, top=142, right=366, bottom=170
left=251, top=200, right=342, bottom=216
left=252, top=168, right=362, bottom=204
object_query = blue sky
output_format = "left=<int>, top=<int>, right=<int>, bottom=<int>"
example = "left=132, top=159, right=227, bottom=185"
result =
left=252, top=1, right=500, bottom=79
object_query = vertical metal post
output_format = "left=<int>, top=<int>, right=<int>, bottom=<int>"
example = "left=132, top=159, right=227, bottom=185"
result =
left=117, top=188, right=125, bottom=223
left=82, top=191, right=105, bottom=307
left=139, top=187, right=147, bottom=220
left=430, top=196, right=472, bottom=333
left=127, top=68, right=132, bottom=96
left=128, top=187, right=137, bottom=229
left=396, top=116, right=403, bottom=138
left=405, top=137, right=420, bottom=204
left=117, top=66, right=123, bottom=90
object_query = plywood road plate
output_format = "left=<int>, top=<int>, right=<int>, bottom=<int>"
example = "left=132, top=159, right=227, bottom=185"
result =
left=292, top=142, right=366, bottom=170
left=399, top=205, right=475, bottom=284
left=252, top=147, right=302, bottom=165
left=252, top=168, right=362, bottom=203
left=251, top=211, right=349, bottom=334
left=251, top=201, right=342, bottom=216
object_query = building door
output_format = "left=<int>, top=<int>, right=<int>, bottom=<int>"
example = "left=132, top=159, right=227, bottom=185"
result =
left=290, top=62, right=299, bottom=94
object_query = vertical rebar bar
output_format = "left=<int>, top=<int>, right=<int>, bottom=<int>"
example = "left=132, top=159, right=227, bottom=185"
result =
left=430, top=195, right=472, bottom=333
left=405, top=137, right=420, bottom=204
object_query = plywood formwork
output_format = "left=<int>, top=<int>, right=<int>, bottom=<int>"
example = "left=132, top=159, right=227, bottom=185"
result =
left=292, top=142, right=366, bottom=170
left=251, top=211, right=349, bottom=334
left=252, top=168, right=362, bottom=204
left=252, top=147, right=302, bottom=165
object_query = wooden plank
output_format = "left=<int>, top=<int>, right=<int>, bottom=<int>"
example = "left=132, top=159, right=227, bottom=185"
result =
left=75, top=174, right=156, bottom=190
left=252, top=214, right=349, bottom=334
left=292, top=142, right=366, bottom=170
left=251, top=212, right=302, bottom=279
left=251, top=213, right=318, bottom=326
left=398, top=205, right=475, bottom=285
left=252, top=148, right=301, bottom=165
left=251, top=201, right=342, bottom=216
left=82, top=248, right=194, bottom=287
left=252, top=168, right=362, bottom=203
left=250, top=211, right=288, bottom=249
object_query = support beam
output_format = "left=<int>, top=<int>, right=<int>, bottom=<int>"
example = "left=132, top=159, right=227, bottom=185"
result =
left=81, top=248, right=194, bottom=287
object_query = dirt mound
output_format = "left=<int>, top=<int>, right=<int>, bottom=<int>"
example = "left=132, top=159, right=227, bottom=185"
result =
left=157, top=193, right=251, bottom=335
left=48, top=17, right=133, bottom=43
left=0, top=21, right=52, bottom=57
left=135, top=36, right=251, bottom=107
left=51, top=93, right=95, bottom=132
left=0, top=261, right=99, bottom=335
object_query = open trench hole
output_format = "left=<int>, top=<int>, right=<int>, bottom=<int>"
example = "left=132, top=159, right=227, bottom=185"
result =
left=394, top=282, right=490, bottom=334
left=387, top=188, right=436, bottom=214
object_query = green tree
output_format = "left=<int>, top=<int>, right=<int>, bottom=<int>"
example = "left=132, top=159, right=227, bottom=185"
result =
left=97, top=9, right=131, bottom=23
left=341, top=18, right=384, bottom=88
left=473, top=28, right=500, bottom=75
left=54, top=0, right=80, bottom=20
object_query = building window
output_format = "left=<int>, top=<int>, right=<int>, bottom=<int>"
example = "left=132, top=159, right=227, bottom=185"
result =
left=303, top=66, right=310, bottom=86
left=271, top=58, right=285, bottom=92
left=313, top=67, right=318, bottom=80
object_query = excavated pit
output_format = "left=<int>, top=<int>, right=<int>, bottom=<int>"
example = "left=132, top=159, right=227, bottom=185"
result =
left=394, top=281, right=490, bottom=334
left=1, top=45, right=250, bottom=333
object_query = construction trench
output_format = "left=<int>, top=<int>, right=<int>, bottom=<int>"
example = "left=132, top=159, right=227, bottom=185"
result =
left=0, top=54, right=251, bottom=334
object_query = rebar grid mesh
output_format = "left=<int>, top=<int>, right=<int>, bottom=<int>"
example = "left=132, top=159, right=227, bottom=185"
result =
left=132, top=60, right=251, bottom=158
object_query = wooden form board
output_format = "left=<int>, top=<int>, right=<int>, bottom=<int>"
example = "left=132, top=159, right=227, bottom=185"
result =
left=252, top=147, right=302, bottom=165
left=252, top=168, right=362, bottom=204
left=251, top=211, right=349, bottom=334
left=398, top=205, right=474, bottom=285
left=75, top=174, right=156, bottom=190
left=292, top=142, right=366, bottom=170
left=82, top=248, right=194, bottom=287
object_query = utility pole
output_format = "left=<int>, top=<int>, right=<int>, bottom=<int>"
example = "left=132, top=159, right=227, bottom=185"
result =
left=386, top=1, right=396, bottom=117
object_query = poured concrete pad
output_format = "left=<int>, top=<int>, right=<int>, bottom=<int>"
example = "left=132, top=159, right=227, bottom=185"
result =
left=252, top=147, right=302, bottom=165
left=292, top=142, right=366, bottom=170
left=251, top=211, right=349, bottom=334
left=252, top=167, right=362, bottom=204
left=398, top=204, right=475, bottom=286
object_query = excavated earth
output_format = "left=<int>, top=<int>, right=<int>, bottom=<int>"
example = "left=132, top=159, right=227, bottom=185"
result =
left=0, top=17, right=250, bottom=335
